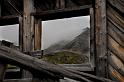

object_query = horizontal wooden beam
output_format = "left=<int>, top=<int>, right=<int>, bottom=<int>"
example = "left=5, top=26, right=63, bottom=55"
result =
left=4, top=79, right=32, bottom=82
left=0, top=46, right=91, bottom=82
left=4, top=78, right=59, bottom=82
left=0, top=16, right=19, bottom=26
left=31, top=5, right=92, bottom=21
left=0, top=46, right=113, bottom=82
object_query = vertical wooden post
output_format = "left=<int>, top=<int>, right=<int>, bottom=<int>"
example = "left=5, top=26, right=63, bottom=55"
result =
left=90, top=8, right=95, bottom=68
left=34, top=18, right=41, bottom=50
left=30, top=16, right=35, bottom=51
left=22, top=0, right=35, bottom=78
left=23, top=0, right=42, bottom=79
left=56, top=0, right=65, bottom=9
left=19, top=17, right=23, bottom=51
left=23, top=0, right=34, bottom=52
left=60, top=0, right=65, bottom=9
left=23, top=0, right=41, bottom=53
left=56, top=0, right=60, bottom=9
left=95, top=0, right=108, bottom=77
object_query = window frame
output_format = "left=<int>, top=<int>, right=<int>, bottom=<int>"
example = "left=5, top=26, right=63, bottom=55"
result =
left=39, top=8, right=95, bottom=71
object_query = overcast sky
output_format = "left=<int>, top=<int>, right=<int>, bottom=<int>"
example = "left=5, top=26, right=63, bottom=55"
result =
left=0, top=16, right=90, bottom=49
left=42, top=16, right=90, bottom=49
left=0, top=24, right=19, bottom=45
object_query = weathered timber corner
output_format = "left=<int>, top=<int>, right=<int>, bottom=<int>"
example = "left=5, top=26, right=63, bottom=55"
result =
left=0, top=0, right=124, bottom=82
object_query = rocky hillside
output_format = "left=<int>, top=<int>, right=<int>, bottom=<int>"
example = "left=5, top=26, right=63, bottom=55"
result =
left=42, top=27, right=90, bottom=64
left=44, top=27, right=90, bottom=55
left=63, top=27, right=90, bottom=54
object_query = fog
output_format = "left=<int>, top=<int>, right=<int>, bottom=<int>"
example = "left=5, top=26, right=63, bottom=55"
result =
left=42, top=16, right=90, bottom=49
left=0, top=24, right=19, bottom=45
left=0, top=16, right=90, bottom=49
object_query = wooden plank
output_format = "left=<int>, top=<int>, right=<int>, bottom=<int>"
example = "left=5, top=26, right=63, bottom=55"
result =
left=19, top=16, right=23, bottom=51
left=32, top=78, right=59, bottom=82
left=31, top=5, right=91, bottom=21
left=0, top=46, right=92, bottom=82
left=56, top=0, right=60, bottom=9
left=30, top=16, right=35, bottom=51
left=23, top=0, right=34, bottom=52
left=22, top=0, right=35, bottom=78
left=108, top=52, right=124, bottom=76
left=108, top=36, right=124, bottom=63
left=60, top=0, right=65, bottom=9
left=4, top=79, right=32, bottom=82
left=90, top=8, right=95, bottom=68
left=109, top=65, right=124, bottom=82
left=107, top=0, right=124, bottom=13
left=95, top=0, right=107, bottom=77
left=55, top=0, right=65, bottom=9
left=34, top=18, right=41, bottom=50
left=0, top=40, right=16, bottom=81
left=1, top=0, right=92, bottom=16
left=0, top=16, right=19, bottom=26
left=108, top=21, right=124, bottom=47
left=0, top=62, right=6, bottom=81
left=0, top=40, right=19, bottom=51
left=0, top=46, right=114, bottom=82
left=60, top=64, right=93, bottom=71
left=34, top=0, right=91, bottom=11
left=107, top=6, right=124, bottom=32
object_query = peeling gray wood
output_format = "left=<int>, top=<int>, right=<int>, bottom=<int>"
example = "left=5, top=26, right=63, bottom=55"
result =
left=95, top=0, right=107, bottom=77
left=22, top=0, right=35, bottom=78
left=19, top=17, right=23, bottom=51
left=23, top=0, right=35, bottom=52
left=90, top=8, right=95, bottom=68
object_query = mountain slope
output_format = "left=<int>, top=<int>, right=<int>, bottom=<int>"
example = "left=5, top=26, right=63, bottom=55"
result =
left=63, top=27, right=90, bottom=54
left=42, top=27, right=90, bottom=64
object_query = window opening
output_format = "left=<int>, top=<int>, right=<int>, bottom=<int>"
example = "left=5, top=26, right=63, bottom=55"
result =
left=41, top=16, right=90, bottom=66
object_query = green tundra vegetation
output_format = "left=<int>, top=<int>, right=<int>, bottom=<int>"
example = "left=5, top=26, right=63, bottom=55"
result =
left=42, top=51, right=88, bottom=64
left=8, top=64, right=17, bottom=69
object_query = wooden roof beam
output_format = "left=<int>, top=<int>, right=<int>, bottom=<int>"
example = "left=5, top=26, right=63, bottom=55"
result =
left=0, top=16, right=19, bottom=26
left=31, top=5, right=92, bottom=21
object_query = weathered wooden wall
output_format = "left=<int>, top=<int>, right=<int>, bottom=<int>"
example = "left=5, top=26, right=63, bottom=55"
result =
left=107, top=0, right=124, bottom=82
left=0, top=0, right=124, bottom=82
